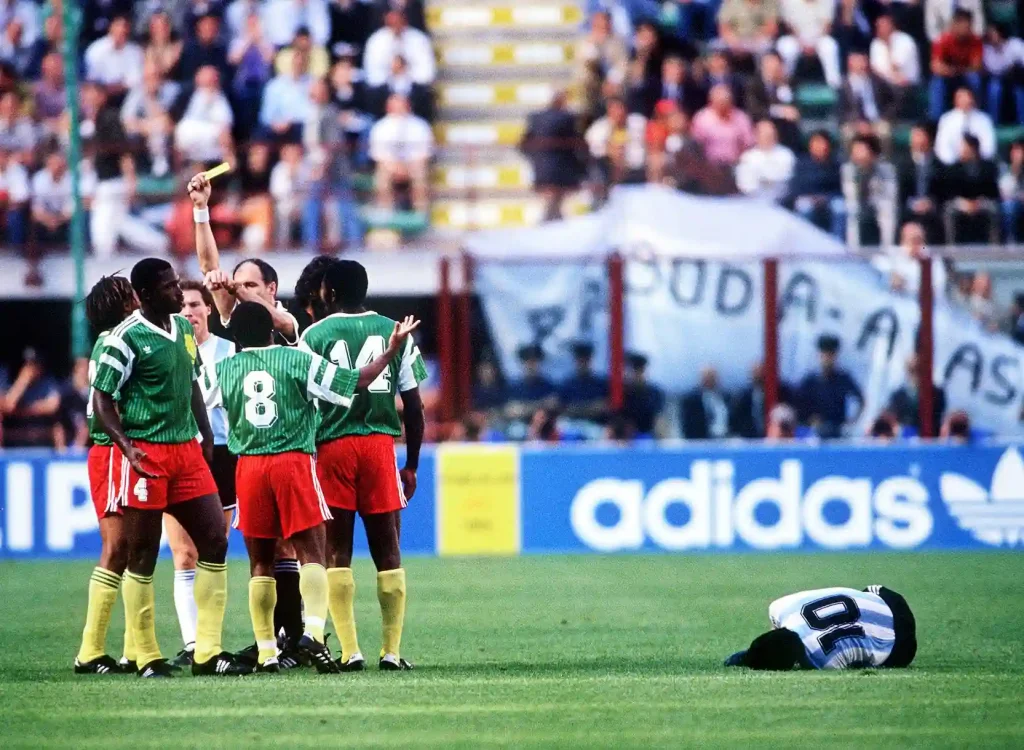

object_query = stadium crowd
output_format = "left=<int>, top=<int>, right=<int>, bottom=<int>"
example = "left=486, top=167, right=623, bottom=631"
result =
left=527, top=0, right=1024, bottom=248
left=0, top=0, right=435, bottom=283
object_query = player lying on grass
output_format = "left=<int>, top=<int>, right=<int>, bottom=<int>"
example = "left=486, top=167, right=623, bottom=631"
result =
left=74, top=276, right=140, bottom=675
left=205, top=301, right=420, bottom=673
left=725, top=586, right=917, bottom=670
left=93, top=258, right=249, bottom=678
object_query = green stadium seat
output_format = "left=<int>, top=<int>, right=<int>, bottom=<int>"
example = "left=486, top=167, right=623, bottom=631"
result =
left=136, top=175, right=176, bottom=198
left=360, top=207, right=430, bottom=236
left=891, top=124, right=912, bottom=153
left=988, top=0, right=1017, bottom=30
left=796, top=84, right=838, bottom=117
left=351, top=173, right=375, bottom=193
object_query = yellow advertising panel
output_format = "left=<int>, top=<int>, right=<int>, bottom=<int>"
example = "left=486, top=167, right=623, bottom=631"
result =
left=436, top=445, right=521, bottom=556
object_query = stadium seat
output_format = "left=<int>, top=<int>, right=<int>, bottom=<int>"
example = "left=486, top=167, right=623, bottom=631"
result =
left=360, top=207, right=430, bottom=236
left=997, top=125, right=1024, bottom=153
left=795, top=84, right=838, bottom=118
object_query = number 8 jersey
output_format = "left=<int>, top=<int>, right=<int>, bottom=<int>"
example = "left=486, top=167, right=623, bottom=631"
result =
left=768, top=587, right=896, bottom=669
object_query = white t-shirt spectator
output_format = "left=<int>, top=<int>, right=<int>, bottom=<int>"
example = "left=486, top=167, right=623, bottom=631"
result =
left=0, top=1, right=39, bottom=47
left=363, top=26, right=436, bottom=87
left=176, top=88, right=234, bottom=162
left=369, top=113, right=434, bottom=163
left=871, top=249, right=948, bottom=298
left=779, top=0, right=832, bottom=42
left=84, top=37, right=144, bottom=89
left=735, top=144, right=796, bottom=202
left=983, top=38, right=1024, bottom=75
left=585, top=114, right=647, bottom=170
left=226, top=0, right=265, bottom=39
left=870, top=31, right=921, bottom=85
left=934, top=107, right=996, bottom=165
left=263, top=0, right=331, bottom=47
left=0, top=160, right=29, bottom=203
left=31, top=168, right=97, bottom=217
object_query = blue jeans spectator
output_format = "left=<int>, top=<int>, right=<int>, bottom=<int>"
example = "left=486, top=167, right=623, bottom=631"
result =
left=929, top=72, right=982, bottom=121
left=6, top=207, right=26, bottom=245
left=1001, top=198, right=1022, bottom=241
left=987, top=76, right=1024, bottom=125
left=303, top=181, right=363, bottom=248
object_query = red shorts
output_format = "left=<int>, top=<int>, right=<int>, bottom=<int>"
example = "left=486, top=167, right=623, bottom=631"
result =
left=316, top=434, right=406, bottom=515
left=234, top=452, right=332, bottom=539
left=120, top=439, right=218, bottom=511
left=87, top=445, right=124, bottom=520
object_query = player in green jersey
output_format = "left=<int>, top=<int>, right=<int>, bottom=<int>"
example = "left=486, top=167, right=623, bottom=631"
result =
left=92, top=258, right=249, bottom=678
left=299, top=260, right=428, bottom=671
left=207, top=302, right=420, bottom=672
left=74, top=276, right=139, bottom=675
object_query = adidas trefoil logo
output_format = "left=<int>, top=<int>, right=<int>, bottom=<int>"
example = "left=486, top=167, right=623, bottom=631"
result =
left=143, top=345, right=152, bottom=354
left=940, top=447, right=1024, bottom=547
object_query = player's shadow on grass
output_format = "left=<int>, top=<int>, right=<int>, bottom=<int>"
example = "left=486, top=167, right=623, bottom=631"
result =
left=417, top=654, right=711, bottom=677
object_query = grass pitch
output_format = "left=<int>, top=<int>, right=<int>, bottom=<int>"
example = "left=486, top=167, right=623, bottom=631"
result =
left=1, top=552, right=1022, bottom=749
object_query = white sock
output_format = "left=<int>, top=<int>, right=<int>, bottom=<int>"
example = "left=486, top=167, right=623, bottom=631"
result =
left=173, top=568, right=198, bottom=651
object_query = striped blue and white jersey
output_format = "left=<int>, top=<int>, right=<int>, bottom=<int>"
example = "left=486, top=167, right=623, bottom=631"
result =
left=198, top=334, right=235, bottom=445
left=768, top=586, right=895, bottom=669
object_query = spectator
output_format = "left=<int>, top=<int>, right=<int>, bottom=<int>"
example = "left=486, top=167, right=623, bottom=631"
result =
left=175, top=65, right=235, bottom=164
left=58, top=356, right=91, bottom=450
left=505, top=344, right=557, bottom=421
left=840, top=51, right=895, bottom=149
left=765, top=402, right=797, bottom=440
left=1004, top=292, right=1024, bottom=345
left=326, top=0, right=372, bottom=59
left=939, top=133, right=1000, bottom=244
left=870, top=13, right=921, bottom=114
left=89, top=83, right=170, bottom=258
left=121, top=60, right=180, bottom=178
left=143, top=10, right=183, bottom=81
left=236, top=141, right=274, bottom=251
left=32, top=53, right=66, bottom=138
left=263, top=0, right=331, bottom=48
left=363, top=9, right=435, bottom=88
left=0, top=142, right=28, bottom=245
left=797, top=334, right=863, bottom=439
left=527, top=407, right=561, bottom=444
left=225, top=0, right=265, bottom=40
left=259, top=46, right=312, bottom=142
left=925, top=0, right=984, bottom=43
left=691, top=83, right=754, bottom=167
left=84, top=15, right=143, bottom=104
left=303, top=76, right=362, bottom=249
left=999, top=139, right=1024, bottom=241
left=269, top=141, right=307, bottom=245
left=787, top=129, right=843, bottom=236
left=576, top=11, right=628, bottom=123
left=369, top=0, right=427, bottom=33
left=25, top=13, right=61, bottom=80
left=0, top=0, right=37, bottom=47
left=872, top=221, right=947, bottom=297
left=585, top=96, right=647, bottom=201
left=0, top=90, right=36, bottom=164
left=841, top=134, right=897, bottom=247
left=867, top=413, right=898, bottom=441
left=735, top=119, right=795, bottom=202
left=716, top=0, right=779, bottom=64
left=622, top=352, right=664, bottom=437
left=330, top=57, right=372, bottom=166
left=832, top=0, right=873, bottom=65
left=473, top=359, right=507, bottom=413
left=558, top=341, right=608, bottom=420
left=276, top=26, right=331, bottom=79
left=968, top=271, right=999, bottom=329
left=664, top=109, right=731, bottom=194
left=368, top=93, right=433, bottom=213
left=702, top=51, right=744, bottom=107
left=744, top=51, right=801, bottom=151
left=897, top=124, right=941, bottom=240
left=624, top=22, right=662, bottom=103
left=645, top=99, right=679, bottom=184
left=929, top=9, right=982, bottom=120
left=182, top=0, right=229, bottom=42
left=776, top=0, right=841, bottom=88
left=227, top=11, right=275, bottom=140
left=30, top=149, right=86, bottom=249
left=180, top=13, right=230, bottom=84
left=887, top=354, right=946, bottom=434
left=0, top=351, right=61, bottom=448
left=520, top=91, right=583, bottom=222
left=729, top=362, right=783, bottom=438
left=940, top=409, right=972, bottom=443
left=0, top=18, right=34, bottom=78
left=367, top=54, right=433, bottom=122
left=681, top=365, right=730, bottom=439
left=80, top=0, right=135, bottom=49
left=634, top=55, right=701, bottom=120
left=983, top=24, right=1024, bottom=126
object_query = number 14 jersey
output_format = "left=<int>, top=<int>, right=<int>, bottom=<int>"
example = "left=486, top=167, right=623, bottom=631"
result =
left=208, top=345, right=358, bottom=456
left=299, top=312, right=428, bottom=442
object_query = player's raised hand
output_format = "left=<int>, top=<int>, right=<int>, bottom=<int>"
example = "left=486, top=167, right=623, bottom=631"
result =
left=124, top=445, right=158, bottom=479
left=187, top=173, right=212, bottom=208
left=204, top=269, right=234, bottom=294
left=388, top=316, right=421, bottom=350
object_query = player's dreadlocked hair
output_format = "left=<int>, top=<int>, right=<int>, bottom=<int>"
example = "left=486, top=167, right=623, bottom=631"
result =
left=323, top=260, right=368, bottom=310
left=229, top=301, right=274, bottom=349
left=294, top=256, right=338, bottom=321
left=85, top=275, right=135, bottom=334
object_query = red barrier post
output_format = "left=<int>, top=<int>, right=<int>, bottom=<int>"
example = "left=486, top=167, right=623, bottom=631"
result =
left=763, top=258, right=780, bottom=423
left=608, top=253, right=625, bottom=410
left=918, top=256, right=935, bottom=438
left=437, top=256, right=454, bottom=422
left=458, top=252, right=474, bottom=416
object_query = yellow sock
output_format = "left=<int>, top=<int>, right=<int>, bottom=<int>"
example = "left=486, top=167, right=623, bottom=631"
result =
left=121, top=574, right=136, bottom=663
left=377, top=568, right=406, bottom=658
left=123, top=572, right=161, bottom=669
left=248, top=577, right=278, bottom=665
left=327, top=567, right=360, bottom=660
left=194, top=561, right=228, bottom=664
left=77, top=567, right=121, bottom=663
left=299, top=563, right=329, bottom=643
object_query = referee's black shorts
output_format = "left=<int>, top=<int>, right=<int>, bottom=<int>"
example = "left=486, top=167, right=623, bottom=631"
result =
left=211, top=444, right=238, bottom=510
left=878, top=587, right=917, bottom=668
